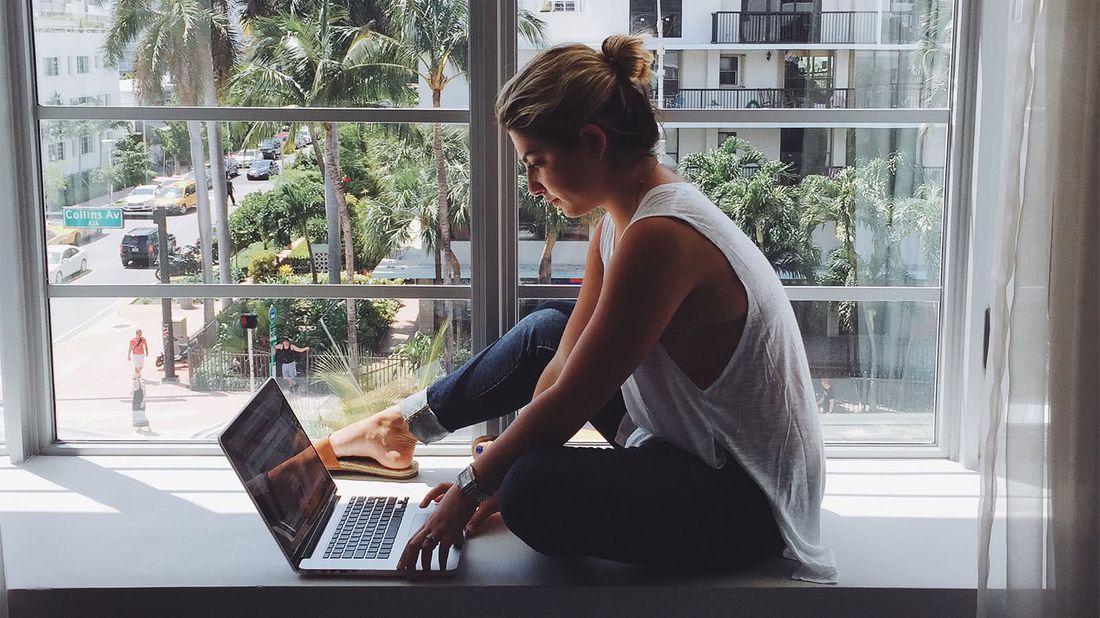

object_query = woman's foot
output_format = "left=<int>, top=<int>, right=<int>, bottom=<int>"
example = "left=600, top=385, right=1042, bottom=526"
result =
left=328, top=405, right=418, bottom=470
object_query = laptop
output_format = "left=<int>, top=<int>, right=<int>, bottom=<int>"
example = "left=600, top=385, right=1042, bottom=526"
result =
left=219, top=378, right=460, bottom=576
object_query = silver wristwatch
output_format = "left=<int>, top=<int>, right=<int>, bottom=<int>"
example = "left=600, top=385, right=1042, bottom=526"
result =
left=457, top=464, right=492, bottom=503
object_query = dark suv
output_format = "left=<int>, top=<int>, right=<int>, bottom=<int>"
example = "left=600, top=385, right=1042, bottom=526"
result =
left=120, top=227, right=176, bottom=268
left=259, top=137, right=281, bottom=160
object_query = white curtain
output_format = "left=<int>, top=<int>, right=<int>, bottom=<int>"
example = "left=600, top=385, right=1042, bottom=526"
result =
left=977, top=0, right=1100, bottom=615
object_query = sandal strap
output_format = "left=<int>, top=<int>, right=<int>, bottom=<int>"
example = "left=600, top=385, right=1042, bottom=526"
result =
left=312, top=436, right=340, bottom=468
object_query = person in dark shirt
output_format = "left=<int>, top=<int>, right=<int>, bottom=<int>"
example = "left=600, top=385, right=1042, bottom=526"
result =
left=275, top=338, right=309, bottom=392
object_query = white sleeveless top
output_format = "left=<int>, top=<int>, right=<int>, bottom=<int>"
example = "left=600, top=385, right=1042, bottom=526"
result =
left=599, top=182, right=837, bottom=584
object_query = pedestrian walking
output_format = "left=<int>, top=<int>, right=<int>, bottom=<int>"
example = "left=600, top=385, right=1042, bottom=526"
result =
left=131, top=374, right=149, bottom=431
left=226, top=172, right=237, bottom=207
left=128, top=328, right=149, bottom=379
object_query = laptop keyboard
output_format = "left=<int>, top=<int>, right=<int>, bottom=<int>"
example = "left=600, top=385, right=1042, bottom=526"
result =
left=323, top=496, right=409, bottom=560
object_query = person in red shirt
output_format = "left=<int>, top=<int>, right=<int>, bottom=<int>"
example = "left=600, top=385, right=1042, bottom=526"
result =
left=127, top=329, right=149, bottom=379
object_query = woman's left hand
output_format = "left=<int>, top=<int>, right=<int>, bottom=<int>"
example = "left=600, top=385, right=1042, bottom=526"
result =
left=397, top=482, right=478, bottom=575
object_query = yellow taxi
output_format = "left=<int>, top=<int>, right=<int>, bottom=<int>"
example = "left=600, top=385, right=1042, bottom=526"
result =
left=153, top=180, right=198, bottom=216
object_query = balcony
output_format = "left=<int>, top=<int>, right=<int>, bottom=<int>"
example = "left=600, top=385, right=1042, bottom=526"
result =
left=658, top=83, right=935, bottom=110
left=660, top=87, right=852, bottom=109
left=711, top=11, right=919, bottom=45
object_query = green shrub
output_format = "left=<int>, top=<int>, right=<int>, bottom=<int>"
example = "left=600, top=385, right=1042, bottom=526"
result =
left=248, top=250, right=280, bottom=282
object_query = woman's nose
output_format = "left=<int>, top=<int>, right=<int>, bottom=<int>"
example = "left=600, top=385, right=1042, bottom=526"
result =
left=527, top=177, right=544, bottom=196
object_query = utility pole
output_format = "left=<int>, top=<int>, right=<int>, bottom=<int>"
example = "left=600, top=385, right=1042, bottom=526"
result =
left=156, top=206, right=177, bottom=383
left=656, top=0, right=664, bottom=107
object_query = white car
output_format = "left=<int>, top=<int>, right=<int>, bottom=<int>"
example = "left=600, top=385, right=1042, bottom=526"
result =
left=117, top=184, right=160, bottom=215
left=46, top=244, right=88, bottom=283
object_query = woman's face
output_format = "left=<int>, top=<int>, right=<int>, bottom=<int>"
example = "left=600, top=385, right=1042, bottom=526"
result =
left=509, top=130, right=604, bottom=218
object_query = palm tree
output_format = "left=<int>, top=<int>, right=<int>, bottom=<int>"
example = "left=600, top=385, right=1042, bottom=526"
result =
left=517, top=165, right=590, bottom=284
left=388, top=0, right=547, bottom=284
left=275, top=175, right=327, bottom=283
left=799, top=153, right=944, bottom=411
left=104, top=0, right=238, bottom=322
left=229, top=0, right=415, bottom=376
left=680, top=136, right=818, bottom=282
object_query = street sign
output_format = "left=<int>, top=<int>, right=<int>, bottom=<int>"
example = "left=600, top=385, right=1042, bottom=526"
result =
left=63, top=207, right=124, bottom=229
left=268, top=304, right=277, bottom=377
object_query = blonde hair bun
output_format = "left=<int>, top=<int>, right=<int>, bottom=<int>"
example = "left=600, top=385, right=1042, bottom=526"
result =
left=601, top=35, right=654, bottom=87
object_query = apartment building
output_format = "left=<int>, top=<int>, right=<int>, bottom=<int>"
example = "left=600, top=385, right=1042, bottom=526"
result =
left=34, top=0, right=123, bottom=205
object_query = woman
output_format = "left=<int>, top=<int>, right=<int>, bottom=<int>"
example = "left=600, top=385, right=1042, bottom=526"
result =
left=314, top=35, right=836, bottom=583
left=127, top=328, right=149, bottom=379
left=274, top=338, right=309, bottom=392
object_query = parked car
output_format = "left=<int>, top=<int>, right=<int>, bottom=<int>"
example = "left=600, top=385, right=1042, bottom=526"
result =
left=152, top=180, right=197, bottom=215
left=46, top=244, right=88, bottom=283
left=120, top=227, right=176, bottom=268
left=259, top=138, right=281, bottom=160
left=247, top=159, right=279, bottom=180
left=234, top=149, right=260, bottom=169
left=181, top=168, right=212, bottom=186
left=117, top=184, right=160, bottom=216
left=295, top=128, right=312, bottom=148
left=45, top=223, right=83, bottom=246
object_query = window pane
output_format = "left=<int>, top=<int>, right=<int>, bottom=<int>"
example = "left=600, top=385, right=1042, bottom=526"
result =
left=0, top=300, right=4, bottom=446
left=522, top=1, right=952, bottom=110
left=32, top=0, right=470, bottom=109
left=50, top=297, right=473, bottom=443
left=518, top=299, right=938, bottom=445
left=517, top=124, right=946, bottom=288
left=794, top=300, right=938, bottom=444
left=670, top=124, right=947, bottom=287
left=39, top=121, right=473, bottom=286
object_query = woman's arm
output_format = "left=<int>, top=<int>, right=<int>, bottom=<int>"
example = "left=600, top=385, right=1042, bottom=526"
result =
left=290, top=343, right=309, bottom=353
left=471, top=217, right=700, bottom=493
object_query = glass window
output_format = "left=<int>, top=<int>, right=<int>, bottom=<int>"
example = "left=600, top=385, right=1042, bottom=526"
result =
left=541, top=0, right=580, bottom=12
left=32, top=1, right=471, bottom=110
left=719, top=55, right=740, bottom=86
left=44, top=56, right=59, bottom=76
left=40, top=120, right=472, bottom=287
left=47, top=141, right=64, bottom=161
left=629, top=0, right=682, bottom=38
left=50, top=296, right=474, bottom=443
left=517, top=2, right=954, bottom=446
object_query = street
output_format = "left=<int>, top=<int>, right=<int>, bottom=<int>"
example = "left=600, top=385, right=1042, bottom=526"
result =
left=50, top=177, right=275, bottom=342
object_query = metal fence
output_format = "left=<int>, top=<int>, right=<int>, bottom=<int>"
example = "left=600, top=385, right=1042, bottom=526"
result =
left=662, top=87, right=852, bottom=110
left=712, top=11, right=917, bottom=45
left=188, top=347, right=415, bottom=393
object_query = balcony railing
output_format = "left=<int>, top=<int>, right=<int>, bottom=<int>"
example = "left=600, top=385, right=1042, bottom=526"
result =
left=711, top=11, right=919, bottom=45
left=660, top=87, right=852, bottom=109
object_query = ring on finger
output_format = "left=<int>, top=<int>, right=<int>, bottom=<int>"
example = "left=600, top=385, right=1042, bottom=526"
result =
left=425, top=532, right=440, bottom=545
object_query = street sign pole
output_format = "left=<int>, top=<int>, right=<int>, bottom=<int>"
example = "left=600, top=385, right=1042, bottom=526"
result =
left=247, top=328, right=255, bottom=391
left=156, top=207, right=177, bottom=383
left=268, top=304, right=277, bottom=379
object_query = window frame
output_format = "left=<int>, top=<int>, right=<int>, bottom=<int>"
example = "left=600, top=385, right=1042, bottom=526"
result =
left=718, top=54, right=742, bottom=87
left=0, top=0, right=980, bottom=462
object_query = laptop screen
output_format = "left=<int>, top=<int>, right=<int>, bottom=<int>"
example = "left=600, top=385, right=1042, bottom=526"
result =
left=220, top=379, right=335, bottom=562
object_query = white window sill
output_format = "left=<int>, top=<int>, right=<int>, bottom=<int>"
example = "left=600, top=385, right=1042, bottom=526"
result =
left=0, top=456, right=978, bottom=615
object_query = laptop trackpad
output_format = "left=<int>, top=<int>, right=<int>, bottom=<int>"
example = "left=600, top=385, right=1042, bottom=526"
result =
left=410, top=512, right=461, bottom=572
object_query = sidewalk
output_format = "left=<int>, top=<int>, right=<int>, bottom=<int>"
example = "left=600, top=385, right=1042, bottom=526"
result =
left=51, top=300, right=333, bottom=439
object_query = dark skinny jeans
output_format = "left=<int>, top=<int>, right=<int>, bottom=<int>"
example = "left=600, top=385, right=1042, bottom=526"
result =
left=422, top=301, right=784, bottom=570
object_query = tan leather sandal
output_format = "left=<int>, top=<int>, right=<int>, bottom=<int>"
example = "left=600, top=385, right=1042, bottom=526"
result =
left=312, top=435, right=419, bottom=480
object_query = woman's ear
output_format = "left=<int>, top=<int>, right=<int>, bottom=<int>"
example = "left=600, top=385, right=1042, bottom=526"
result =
left=578, top=124, right=609, bottom=161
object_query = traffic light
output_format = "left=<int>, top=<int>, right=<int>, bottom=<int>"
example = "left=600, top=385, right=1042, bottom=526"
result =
left=240, top=313, right=258, bottom=329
